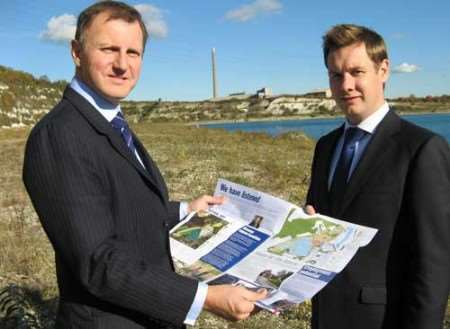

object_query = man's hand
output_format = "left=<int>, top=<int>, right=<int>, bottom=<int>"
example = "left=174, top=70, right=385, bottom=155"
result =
left=305, top=204, right=316, bottom=215
left=188, top=195, right=225, bottom=213
left=204, top=285, right=267, bottom=321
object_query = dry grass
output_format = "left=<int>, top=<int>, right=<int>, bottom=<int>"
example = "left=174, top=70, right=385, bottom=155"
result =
left=0, top=123, right=448, bottom=328
left=0, top=127, right=57, bottom=328
left=134, top=124, right=314, bottom=204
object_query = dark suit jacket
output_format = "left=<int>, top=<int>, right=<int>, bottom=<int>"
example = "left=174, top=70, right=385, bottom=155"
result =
left=307, top=110, right=449, bottom=329
left=23, top=88, right=198, bottom=329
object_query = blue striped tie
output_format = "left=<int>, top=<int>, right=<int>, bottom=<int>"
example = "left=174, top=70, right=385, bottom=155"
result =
left=111, top=111, right=137, bottom=155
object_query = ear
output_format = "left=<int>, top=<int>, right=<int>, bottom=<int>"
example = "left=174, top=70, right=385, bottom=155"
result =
left=378, top=58, right=390, bottom=83
left=71, top=40, right=82, bottom=67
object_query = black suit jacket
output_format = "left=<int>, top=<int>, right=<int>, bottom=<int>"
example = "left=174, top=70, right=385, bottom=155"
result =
left=23, top=88, right=197, bottom=329
left=307, top=110, right=449, bottom=329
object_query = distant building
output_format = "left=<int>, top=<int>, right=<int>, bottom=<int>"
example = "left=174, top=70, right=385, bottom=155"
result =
left=256, top=87, right=272, bottom=98
left=229, top=92, right=246, bottom=97
left=303, top=88, right=332, bottom=98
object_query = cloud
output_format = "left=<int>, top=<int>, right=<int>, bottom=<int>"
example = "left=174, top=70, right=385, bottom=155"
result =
left=392, top=62, right=420, bottom=73
left=224, top=0, right=283, bottom=22
left=40, top=4, right=168, bottom=44
left=40, top=14, right=76, bottom=43
left=134, top=4, right=168, bottom=39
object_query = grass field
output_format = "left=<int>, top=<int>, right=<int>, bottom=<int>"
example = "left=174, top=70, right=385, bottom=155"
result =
left=0, top=123, right=314, bottom=328
left=0, top=123, right=448, bottom=328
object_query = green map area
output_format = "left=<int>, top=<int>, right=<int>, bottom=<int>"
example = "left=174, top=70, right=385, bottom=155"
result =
left=268, top=217, right=345, bottom=260
left=276, top=217, right=341, bottom=238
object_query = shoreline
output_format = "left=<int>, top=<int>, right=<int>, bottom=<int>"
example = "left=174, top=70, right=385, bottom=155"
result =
left=189, top=114, right=341, bottom=126
left=190, top=110, right=450, bottom=126
left=1, top=110, right=449, bottom=131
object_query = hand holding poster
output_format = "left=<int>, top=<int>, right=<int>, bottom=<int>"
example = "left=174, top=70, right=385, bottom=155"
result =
left=170, top=179, right=377, bottom=314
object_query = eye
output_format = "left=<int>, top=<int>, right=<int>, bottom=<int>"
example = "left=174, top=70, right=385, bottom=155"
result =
left=127, top=49, right=141, bottom=58
left=329, top=72, right=342, bottom=80
left=352, top=69, right=365, bottom=76
left=101, top=47, right=115, bottom=54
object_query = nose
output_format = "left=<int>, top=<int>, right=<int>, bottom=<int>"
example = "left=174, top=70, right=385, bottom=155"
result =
left=341, top=73, right=355, bottom=92
left=113, top=52, right=128, bottom=73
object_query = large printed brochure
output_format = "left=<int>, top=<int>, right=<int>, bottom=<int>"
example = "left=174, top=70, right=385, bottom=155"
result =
left=170, top=179, right=377, bottom=314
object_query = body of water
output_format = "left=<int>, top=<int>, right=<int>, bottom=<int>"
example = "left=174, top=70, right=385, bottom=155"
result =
left=204, top=113, right=450, bottom=143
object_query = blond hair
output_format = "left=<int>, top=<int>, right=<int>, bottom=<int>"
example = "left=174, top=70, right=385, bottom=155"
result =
left=323, top=24, right=388, bottom=68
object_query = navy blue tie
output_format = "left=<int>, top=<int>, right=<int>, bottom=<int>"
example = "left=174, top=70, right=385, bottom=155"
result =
left=329, top=127, right=366, bottom=205
left=111, top=111, right=137, bottom=155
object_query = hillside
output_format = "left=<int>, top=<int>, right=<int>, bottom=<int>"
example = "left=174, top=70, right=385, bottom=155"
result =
left=0, top=65, right=338, bottom=127
left=0, top=65, right=66, bottom=127
left=1, top=65, right=449, bottom=128
left=122, top=95, right=337, bottom=123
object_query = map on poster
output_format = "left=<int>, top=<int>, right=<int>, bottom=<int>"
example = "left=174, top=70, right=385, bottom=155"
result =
left=170, top=179, right=377, bottom=314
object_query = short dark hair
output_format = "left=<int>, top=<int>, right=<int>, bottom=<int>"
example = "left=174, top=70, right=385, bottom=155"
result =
left=75, top=1, right=148, bottom=51
left=322, top=24, right=388, bottom=68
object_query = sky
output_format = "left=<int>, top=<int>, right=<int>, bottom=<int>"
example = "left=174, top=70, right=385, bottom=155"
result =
left=1, top=0, right=449, bottom=101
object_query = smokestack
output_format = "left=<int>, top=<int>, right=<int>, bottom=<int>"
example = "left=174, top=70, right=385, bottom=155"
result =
left=211, top=48, right=218, bottom=99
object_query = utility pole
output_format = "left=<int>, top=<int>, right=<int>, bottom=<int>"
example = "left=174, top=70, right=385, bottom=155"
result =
left=211, top=48, right=218, bottom=99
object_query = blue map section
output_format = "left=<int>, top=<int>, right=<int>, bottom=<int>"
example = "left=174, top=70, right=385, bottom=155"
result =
left=300, top=265, right=336, bottom=283
left=274, top=236, right=313, bottom=258
left=331, top=227, right=355, bottom=250
left=294, top=237, right=313, bottom=256
left=201, top=226, right=270, bottom=272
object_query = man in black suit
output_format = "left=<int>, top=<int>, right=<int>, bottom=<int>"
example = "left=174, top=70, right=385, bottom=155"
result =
left=306, top=24, right=449, bottom=329
left=23, top=2, right=266, bottom=328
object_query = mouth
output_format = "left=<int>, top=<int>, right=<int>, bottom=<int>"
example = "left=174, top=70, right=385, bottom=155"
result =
left=108, top=75, right=128, bottom=83
left=341, top=95, right=361, bottom=103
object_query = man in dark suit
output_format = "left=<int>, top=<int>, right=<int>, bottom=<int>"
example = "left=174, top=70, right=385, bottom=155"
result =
left=22, top=2, right=266, bottom=328
left=306, top=24, right=449, bottom=329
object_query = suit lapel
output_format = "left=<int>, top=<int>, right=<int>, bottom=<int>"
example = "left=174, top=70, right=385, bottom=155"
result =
left=334, top=110, right=401, bottom=217
left=63, top=87, right=166, bottom=201
left=132, top=133, right=170, bottom=201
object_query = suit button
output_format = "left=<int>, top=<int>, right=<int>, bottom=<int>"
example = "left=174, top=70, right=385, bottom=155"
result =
left=164, top=221, right=169, bottom=228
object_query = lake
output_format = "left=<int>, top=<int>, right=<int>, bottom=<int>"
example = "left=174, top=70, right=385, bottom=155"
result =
left=203, top=113, right=450, bottom=143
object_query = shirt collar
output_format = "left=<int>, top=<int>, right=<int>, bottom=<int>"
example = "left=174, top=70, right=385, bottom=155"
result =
left=344, top=102, right=390, bottom=134
left=69, top=77, right=120, bottom=122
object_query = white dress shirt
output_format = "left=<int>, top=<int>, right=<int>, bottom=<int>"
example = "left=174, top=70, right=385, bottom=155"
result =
left=328, top=102, right=390, bottom=188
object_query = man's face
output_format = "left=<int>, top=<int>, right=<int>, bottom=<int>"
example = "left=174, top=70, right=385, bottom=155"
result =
left=327, top=42, right=389, bottom=124
left=71, top=12, right=143, bottom=105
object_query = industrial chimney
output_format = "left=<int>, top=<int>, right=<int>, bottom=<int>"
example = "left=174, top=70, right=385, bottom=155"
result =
left=211, top=48, right=218, bottom=99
